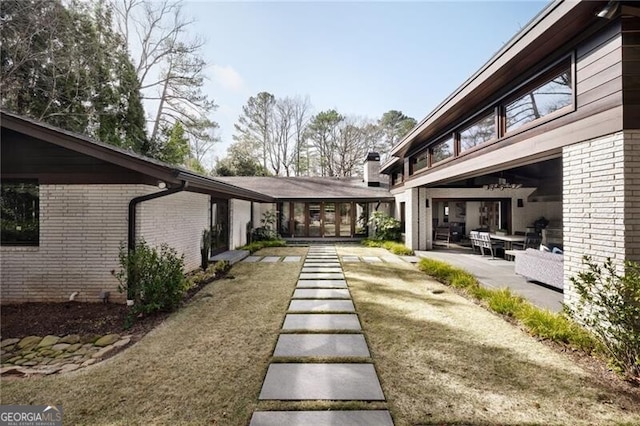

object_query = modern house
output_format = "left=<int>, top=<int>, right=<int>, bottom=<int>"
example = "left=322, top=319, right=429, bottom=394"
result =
left=0, top=112, right=391, bottom=303
left=0, top=111, right=274, bottom=303
left=381, top=0, right=640, bottom=306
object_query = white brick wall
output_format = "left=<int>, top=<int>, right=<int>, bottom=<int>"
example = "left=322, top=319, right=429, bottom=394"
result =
left=230, top=199, right=252, bottom=249
left=562, top=131, right=635, bottom=307
left=137, top=191, right=210, bottom=272
left=1, top=185, right=210, bottom=303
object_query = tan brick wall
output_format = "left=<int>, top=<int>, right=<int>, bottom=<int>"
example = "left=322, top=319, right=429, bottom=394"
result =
left=562, top=131, right=633, bottom=307
left=1, top=185, right=210, bottom=304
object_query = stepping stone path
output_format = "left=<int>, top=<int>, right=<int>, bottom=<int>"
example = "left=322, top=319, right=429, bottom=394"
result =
left=241, top=256, right=303, bottom=263
left=250, top=245, right=394, bottom=426
left=1, top=333, right=132, bottom=377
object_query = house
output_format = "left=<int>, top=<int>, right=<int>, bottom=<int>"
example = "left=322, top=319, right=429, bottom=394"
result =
left=0, top=111, right=392, bottom=303
left=381, top=0, right=640, bottom=306
left=0, top=111, right=273, bottom=303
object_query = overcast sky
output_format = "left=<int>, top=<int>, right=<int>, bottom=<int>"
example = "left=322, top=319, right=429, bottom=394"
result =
left=180, top=0, right=547, bottom=166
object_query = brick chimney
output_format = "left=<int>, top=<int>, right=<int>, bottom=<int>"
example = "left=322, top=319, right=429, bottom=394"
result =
left=363, top=152, right=380, bottom=187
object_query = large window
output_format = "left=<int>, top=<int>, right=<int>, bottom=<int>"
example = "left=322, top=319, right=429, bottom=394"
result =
left=431, top=137, right=454, bottom=163
left=460, top=112, right=496, bottom=152
left=505, top=67, right=572, bottom=133
left=1, top=180, right=39, bottom=245
left=412, top=150, right=429, bottom=174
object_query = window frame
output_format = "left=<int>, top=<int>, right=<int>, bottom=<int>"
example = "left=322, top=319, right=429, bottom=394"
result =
left=430, top=135, right=455, bottom=165
left=0, top=179, right=40, bottom=247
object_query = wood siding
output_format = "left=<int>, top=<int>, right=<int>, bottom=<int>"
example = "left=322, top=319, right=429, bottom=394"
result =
left=402, top=19, right=626, bottom=188
left=1, top=128, right=152, bottom=184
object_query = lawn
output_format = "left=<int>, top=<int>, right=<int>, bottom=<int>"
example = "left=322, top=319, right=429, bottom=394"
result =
left=0, top=249, right=302, bottom=425
left=338, top=245, right=640, bottom=426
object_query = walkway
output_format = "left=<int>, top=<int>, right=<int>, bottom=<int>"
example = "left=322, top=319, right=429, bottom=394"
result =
left=416, top=248, right=563, bottom=312
left=249, top=245, right=394, bottom=426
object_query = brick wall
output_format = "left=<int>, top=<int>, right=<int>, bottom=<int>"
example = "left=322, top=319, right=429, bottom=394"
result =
left=137, top=191, right=209, bottom=271
left=1, top=185, right=210, bottom=303
left=562, top=131, right=632, bottom=306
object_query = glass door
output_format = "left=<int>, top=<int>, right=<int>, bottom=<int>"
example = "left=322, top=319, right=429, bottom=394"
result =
left=339, top=203, right=352, bottom=237
left=309, top=202, right=321, bottom=237
left=324, top=203, right=336, bottom=237
left=210, top=199, right=229, bottom=255
left=294, top=203, right=306, bottom=236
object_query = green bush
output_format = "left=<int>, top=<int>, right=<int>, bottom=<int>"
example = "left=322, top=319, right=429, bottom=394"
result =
left=116, top=240, right=187, bottom=317
left=251, top=209, right=280, bottom=242
left=567, top=256, right=640, bottom=379
left=362, top=239, right=414, bottom=255
left=418, top=257, right=599, bottom=355
left=368, top=211, right=402, bottom=241
left=187, top=260, right=230, bottom=289
left=238, top=239, right=286, bottom=253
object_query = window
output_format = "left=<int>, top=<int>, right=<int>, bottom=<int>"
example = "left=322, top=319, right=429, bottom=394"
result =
left=400, top=202, right=406, bottom=233
left=505, top=67, right=572, bottom=133
left=460, top=112, right=496, bottom=152
left=411, top=150, right=429, bottom=174
left=431, top=137, right=454, bottom=163
left=1, top=180, right=39, bottom=245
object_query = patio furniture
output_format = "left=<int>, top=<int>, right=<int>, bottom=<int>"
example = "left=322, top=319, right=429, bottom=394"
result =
left=478, top=232, right=504, bottom=258
left=469, top=231, right=482, bottom=253
left=512, top=233, right=542, bottom=250
left=434, top=227, right=450, bottom=247
left=514, top=248, right=563, bottom=290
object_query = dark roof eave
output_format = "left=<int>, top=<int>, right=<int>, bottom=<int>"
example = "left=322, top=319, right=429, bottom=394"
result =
left=389, top=0, right=577, bottom=158
left=175, top=171, right=274, bottom=202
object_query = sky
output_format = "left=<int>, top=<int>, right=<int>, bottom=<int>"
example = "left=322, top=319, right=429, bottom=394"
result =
left=180, top=1, right=548, bottom=166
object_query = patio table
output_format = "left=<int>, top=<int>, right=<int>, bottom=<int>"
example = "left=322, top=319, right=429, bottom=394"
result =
left=489, top=234, right=526, bottom=251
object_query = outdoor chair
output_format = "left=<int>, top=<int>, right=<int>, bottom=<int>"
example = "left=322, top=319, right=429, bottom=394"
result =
left=478, top=232, right=504, bottom=259
left=512, top=233, right=541, bottom=250
left=469, top=231, right=482, bottom=253
left=434, top=227, right=450, bottom=247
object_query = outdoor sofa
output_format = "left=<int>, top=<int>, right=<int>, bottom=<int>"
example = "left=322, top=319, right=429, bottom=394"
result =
left=514, top=248, right=563, bottom=290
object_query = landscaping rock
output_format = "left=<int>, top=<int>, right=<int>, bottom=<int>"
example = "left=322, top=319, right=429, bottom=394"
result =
left=59, top=334, right=80, bottom=344
left=112, top=337, right=131, bottom=348
left=81, top=358, right=97, bottom=367
left=80, top=334, right=101, bottom=344
left=94, top=334, right=120, bottom=347
left=37, top=335, right=60, bottom=348
left=1, top=353, right=15, bottom=363
left=92, top=345, right=117, bottom=360
left=13, top=358, right=27, bottom=366
left=23, top=353, right=38, bottom=360
left=17, top=336, right=42, bottom=349
left=1, top=338, right=20, bottom=348
left=22, top=360, right=38, bottom=366
left=52, top=343, right=71, bottom=351
left=66, top=343, right=83, bottom=352
left=3, top=345, right=15, bottom=352
left=0, top=366, right=28, bottom=377
left=58, top=364, right=80, bottom=373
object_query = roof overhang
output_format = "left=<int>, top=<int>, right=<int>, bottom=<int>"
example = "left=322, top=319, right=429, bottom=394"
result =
left=387, top=0, right=611, bottom=162
left=1, top=110, right=274, bottom=202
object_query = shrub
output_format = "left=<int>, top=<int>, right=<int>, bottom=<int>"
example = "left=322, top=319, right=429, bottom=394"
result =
left=362, top=239, right=414, bottom=255
left=567, top=256, right=640, bottom=379
left=251, top=209, right=280, bottom=241
left=368, top=211, right=402, bottom=241
left=115, top=240, right=187, bottom=317
left=418, top=257, right=599, bottom=355
left=238, top=239, right=286, bottom=253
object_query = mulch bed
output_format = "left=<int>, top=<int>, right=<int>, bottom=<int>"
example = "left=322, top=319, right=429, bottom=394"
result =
left=1, top=269, right=231, bottom=340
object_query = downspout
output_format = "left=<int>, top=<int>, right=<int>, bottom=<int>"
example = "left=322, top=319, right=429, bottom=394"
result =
left=126, top=180, right=188, bottom=301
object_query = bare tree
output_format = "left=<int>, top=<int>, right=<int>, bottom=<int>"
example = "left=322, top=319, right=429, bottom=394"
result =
left=113, top=0, right=218, bottom=162
left=291, top=95, right=312, bottom=176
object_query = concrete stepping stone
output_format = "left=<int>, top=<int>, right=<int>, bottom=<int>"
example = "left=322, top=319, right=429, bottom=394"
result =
left=282, top=314, right=361, bottom=330
left=381, top=256, right=404, bottom=263
left=288, top=300, right=355, bottom=313
left=249, top=410, right=393, bottom=426
left=401, top=255, right=420, bottom=263
left=296, top=280, right=347, bottom=288
left=259, top=363, right=385, bottom=400
left=362, top=256, right=383, bottom=263
left=282, top=256, right=302, bottom=262
left=341, top=256, right=361, bottom=262
left=299, top=272, right=344, bottom=280
left=302, top=263, right=341, bottom=269
left=301, top=267, right=343, bottom=273
left=273, top=334, right=370, bottom=357
left=292, top=289, right=350, bottom=299
left=304, top=258, right=340, bottom=263
left=242, top=256, right=262, bottom=263
left=305, top=257, right=339, bottom=261
left=260, top=256, right=281, bottom=263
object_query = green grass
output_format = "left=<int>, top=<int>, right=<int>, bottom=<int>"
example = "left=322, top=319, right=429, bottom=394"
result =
left=238, top=239, right=286, bottom=253
left=418, top=257, right=600, bottom=354
left=362, top=239, right=414, bottom=255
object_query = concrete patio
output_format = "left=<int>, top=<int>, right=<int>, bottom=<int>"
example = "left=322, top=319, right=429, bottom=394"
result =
left=415, top=247, right=563, bottom=312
